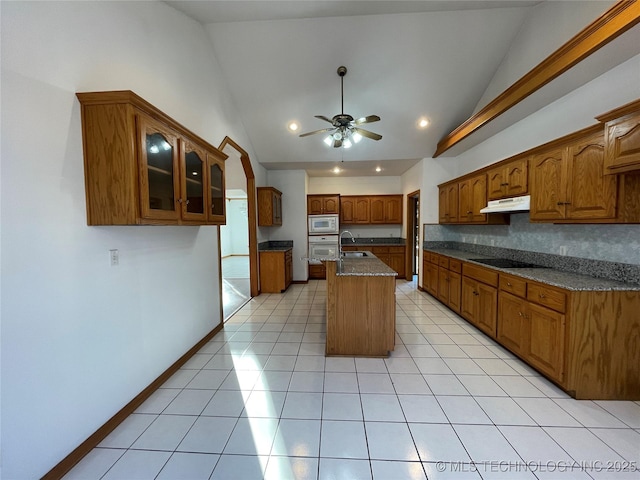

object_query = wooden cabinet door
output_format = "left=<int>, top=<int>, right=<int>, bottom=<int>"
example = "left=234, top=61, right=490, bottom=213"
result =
left=323, top=195, right=340, bottom=214
left=340, top=197, right=355, bottom=223
left=487, top=166, right=506, bottom=201
left=498, top=292, right=528, bottom=356
left=437, top=267, right=450, bottom=304
left=385, top=196, right=403, bottom=223
left=448, top=271, right=462, bottom=313
left=458, top=180, right=472, bottom=222
left=370, top=197, right=385, bottom=223
left=307, top=196, right=323, bottom=214
left=438, top=187, right=449, bottom=223
left=180, top=140, right=207, bottom=222
left=565, top=132, right=617, bottom=220
left=447, top=184, right=459, bottom=223
left=530, top=147, right=566, bottom=221
left=389, top=252, right=405, bottom=278
left=354, top=197, right=370, bottom=223
left=284, top=250, right=292, bottom=288
left=604, top=111, right=640, bottom=174
left=273, top=191, right=282, bottom=225
left=476, top=282, right=497, bottom=338
left=426, top=262, right=439, bottom=296
left=527, top=303, right=565, bottom=383
left=505, top=157, right=528, bottom=197
left=207, top=153, right=225, bottom=223
left=138, top=114, right=180, bottom=221
left=460, top=277, right=478, bottom=324
left=470, top=175, right=488, bottom=222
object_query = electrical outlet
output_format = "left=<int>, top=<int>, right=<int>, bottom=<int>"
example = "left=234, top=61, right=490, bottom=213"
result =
left=559, top=245, right=568, bottom=256
left=110, top=249, right=119, bottom=266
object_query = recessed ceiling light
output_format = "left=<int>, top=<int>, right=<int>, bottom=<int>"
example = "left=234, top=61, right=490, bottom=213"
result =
left=418, top=118, right=430, bottom=128
left=375, top=167, right=382, bottom=173
left=288, top=122, right=299, bottom=132
left=332, top=167, right=341, bottom=174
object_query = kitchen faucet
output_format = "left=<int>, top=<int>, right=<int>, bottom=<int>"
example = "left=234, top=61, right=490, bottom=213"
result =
left=339, top=230, right=356, bottom=257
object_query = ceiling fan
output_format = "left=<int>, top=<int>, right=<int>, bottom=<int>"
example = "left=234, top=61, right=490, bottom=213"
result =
left=299, top=66, right=382, bottom=148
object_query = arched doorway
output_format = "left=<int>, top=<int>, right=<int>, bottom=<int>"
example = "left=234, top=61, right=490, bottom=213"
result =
left=218, top=137, right=259, bottom=320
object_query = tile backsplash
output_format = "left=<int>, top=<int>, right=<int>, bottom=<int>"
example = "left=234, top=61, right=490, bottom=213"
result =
left=424, top=213, right=640, bottom=266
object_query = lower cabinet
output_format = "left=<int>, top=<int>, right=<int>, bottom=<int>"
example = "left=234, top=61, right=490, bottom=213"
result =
left=423, top=253, right=640, bottom=399
left=461, top=263, right=498, bottom=338
left=259, top=249, right=292, bottom=293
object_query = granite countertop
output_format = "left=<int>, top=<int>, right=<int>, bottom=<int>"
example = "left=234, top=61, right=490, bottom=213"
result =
left=336, top=251, right=398, bottom=277
left=423, top=247, right=640, bottom=291
left=258, top=240, right=293, bottom=252
left=342, top=237, right=406, bottom=246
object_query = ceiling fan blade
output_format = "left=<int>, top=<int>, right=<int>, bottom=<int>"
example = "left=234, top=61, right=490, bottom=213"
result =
left=314, top=115, right=335, bottom=125
left=354, top=127, right=382, bottom=141
left=299, top=127, right=334, bottom=138
left=354, top=115, right=380, bottom=125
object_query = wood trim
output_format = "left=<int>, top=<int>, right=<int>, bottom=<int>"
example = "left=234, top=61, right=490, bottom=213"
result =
left=406, top=190, right=420, bottom=280
left=433, top=1, right=640, bottom=158
left=596, top=98, right=640, bottom=122
left=42, top=322, right=225, bottom=480
left=218, top=136, right=260, bottom=297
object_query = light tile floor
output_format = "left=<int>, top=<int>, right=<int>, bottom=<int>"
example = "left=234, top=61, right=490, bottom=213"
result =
left=65, top=279, right=640, bottom=479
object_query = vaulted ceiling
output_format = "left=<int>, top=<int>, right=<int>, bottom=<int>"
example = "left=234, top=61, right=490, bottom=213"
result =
left=166, top=1, right=639, bottom=176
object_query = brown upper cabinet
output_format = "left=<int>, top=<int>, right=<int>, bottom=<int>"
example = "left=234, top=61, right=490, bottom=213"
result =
left=458, top=174, right=488, bottom=223
left=77, top=91, right=226, bottom=226
left=487, top=157, right=528, bottom=200
left=257, top=187, right=282, bottom=226
left=438, top=184, right=459, bottom=224
left=598, top=99, right=640, bottom=175
left=340, top=195, right=402, bottom=224
left=530, top=130, right=617, bottom=222
left=307, top=194, right=340, bottom=215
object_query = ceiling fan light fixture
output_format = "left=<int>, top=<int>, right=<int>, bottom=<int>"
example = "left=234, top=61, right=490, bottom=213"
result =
left=343, top=138, right=352, bottom=149
left=324, top=136, right=333, bottom=146
left=352, top=132, right=363, bottom=143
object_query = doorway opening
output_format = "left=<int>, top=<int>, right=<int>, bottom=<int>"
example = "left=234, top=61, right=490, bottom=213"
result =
left=218, top=137, right=259, bottom=321
left=406, top=190, right=420, bottom=282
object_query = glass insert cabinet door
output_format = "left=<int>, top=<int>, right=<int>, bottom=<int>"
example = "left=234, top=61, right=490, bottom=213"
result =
left=208, top=153, right=225, bottom=222
left=180, top=140, right=206, bottom=221
left=138, top=115, right=180, bottom=221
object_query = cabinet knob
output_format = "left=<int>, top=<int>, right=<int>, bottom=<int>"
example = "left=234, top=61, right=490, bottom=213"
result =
left=507, top=282, right=512, bottom=287
left=186, top=199, right=190, bottom=205
left=539, top=293, right=546, bottom=298
left=467, top=211, right=473, bottom=215
left=518, top=312, right=523, bottom=317
left=500, top=182, right=509, bottom=186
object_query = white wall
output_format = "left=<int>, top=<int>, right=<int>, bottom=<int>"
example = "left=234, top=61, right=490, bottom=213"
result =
left=308, top=175, right=401, bottom=195
left=0, top=2, right=252, bottom=478
left=474, top=0, right=616, bottom=113
left=267, top=170, right=309, bottom=281
left=221, top=199, right=249, bottom=256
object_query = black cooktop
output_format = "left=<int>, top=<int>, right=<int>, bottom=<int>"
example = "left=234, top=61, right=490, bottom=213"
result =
left=469, top=258, right=546, bottom=269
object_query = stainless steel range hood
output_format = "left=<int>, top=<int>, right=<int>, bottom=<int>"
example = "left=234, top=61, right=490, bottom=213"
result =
left=480, top=195, right=530, bottom=214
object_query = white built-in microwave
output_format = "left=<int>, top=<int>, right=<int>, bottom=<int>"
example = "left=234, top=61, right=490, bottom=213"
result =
left=308, top=214, right=339, bottom=235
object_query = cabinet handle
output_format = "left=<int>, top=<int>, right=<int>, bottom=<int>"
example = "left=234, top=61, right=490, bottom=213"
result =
left=518, top=312, right=523, bottom=317
left=500, top=182, right=509, bottom=186
left=178, top=198, right=183, bottom=204
left=539, top=293, right=546, bottom=299
left=467, top=211, right=473, bottom=215
left=556, top=201, right=572, bottom=206
left=186, top=199, right=190, bottom=205
left=507, top=282, right=512, bottom=287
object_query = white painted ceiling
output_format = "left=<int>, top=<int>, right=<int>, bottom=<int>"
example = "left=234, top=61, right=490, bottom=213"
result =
left=166, top=1, right=639, bottom=177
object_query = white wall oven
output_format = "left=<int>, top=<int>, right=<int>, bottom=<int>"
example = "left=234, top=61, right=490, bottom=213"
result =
left=308, top=235, right=339, bottom=265
left=308, top=214, right=339, bottom=235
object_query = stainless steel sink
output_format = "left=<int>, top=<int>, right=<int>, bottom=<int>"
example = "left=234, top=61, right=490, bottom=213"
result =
left=341, top=251, right=368, bottom=258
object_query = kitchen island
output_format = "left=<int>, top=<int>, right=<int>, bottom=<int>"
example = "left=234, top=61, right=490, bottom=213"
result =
left=325, top=252, right=397, bottom=357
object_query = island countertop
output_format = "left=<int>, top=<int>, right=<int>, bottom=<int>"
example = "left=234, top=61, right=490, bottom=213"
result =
left=336, top=252, right=397, bottom=277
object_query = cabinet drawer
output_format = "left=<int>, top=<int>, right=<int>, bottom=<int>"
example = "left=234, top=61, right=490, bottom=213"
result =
left=527, top=283, right=566, bottom=313
left=499, top=273, right=527, bottom=298
left=429, top=253, right=440, bottom=264
left=438, top=256, right=450, bottom=269
left=372, top=246, right=390, bottom=254
left=463, top=263, right=499, bottom=287
left=389, top=246, right=405, bottom=254
left=449, top=259, right=462, bottom=273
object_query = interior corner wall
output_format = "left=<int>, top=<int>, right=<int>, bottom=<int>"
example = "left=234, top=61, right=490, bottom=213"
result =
left=0, top=2, right=251, bottom=478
